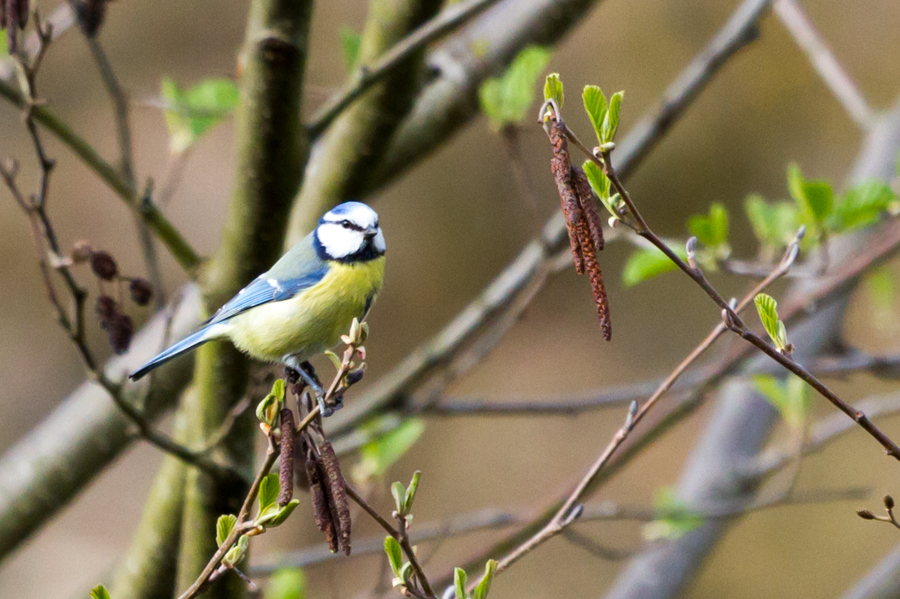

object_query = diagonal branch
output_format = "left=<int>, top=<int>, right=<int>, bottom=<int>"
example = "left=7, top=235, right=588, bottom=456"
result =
left=773, top=0, right=874, bottom=130
left=307, top=0, right=503, bottom=138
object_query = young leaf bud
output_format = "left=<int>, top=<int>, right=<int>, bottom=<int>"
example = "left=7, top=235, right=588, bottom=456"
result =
left=128, top=278, right=153, bottom=306
left=345, top=367, right=365, bottom=387
left=90, top=250, right=119, bottom=281
left=885, top=495, right=895, bottom=510
left=857, top=509, right=876, bottom=520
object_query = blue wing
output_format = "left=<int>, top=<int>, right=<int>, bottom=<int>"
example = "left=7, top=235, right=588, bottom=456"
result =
left=205, top=265, right=331, bottom=326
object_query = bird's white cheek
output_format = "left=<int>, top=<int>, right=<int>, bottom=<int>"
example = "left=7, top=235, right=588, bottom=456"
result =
left=318, top=224, right=361, bottom=259
left=373, top=229, right=386, bottom=253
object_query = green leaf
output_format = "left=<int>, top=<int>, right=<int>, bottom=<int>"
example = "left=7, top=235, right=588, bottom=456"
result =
left=267, top=569, right=306, bottom=599
left=744, top=195, right=801, bottom=253
left=256, top=379, right=286, bottom=426
left=642, top=488, right=704, bottom=541
left=267, top=499, right=300, bottom=527
left=688, top=203, right=729, bottom=248
left=830, top=179, right=895, bottom=231
left=478, top=46, right=552, bottom=130
left=752, top=374, right=809, bottom=429
left=622, top=242, right=688, bottom=287
left=404, top=470, right=421, bottom=514
left=271, top=378, right=286, bottom=402
left=257, top=473, right=281, bottom=515
left=582, top=86, right=608, bottom=143
left=339, top=26, right=361, bottom=73
left=353, top=418, right=425, bottom=483
left=473, top=560, right=498, bottom=599
left=803, top=181, right=834, bottom=222
left=754, top=293, right=787, bottom=350
left=0, top=32, right=7, bottom=58
left=583, top=160, right=618, bottom=217
left=543, top=73, right=564, bottom=109
left=384, top=537, right=403, bottom=577
left=454, top=567, right=469, bottom=599
left=601, top=91, right=624, bottom=143
left=161, top=77, right=240, bottom=154
left=583, top=160, right=610, bottom=198
left=222, top=535, right=249, bottom=568
left=90, top=585, right=112, bottom=599
left=787, top=163, right=833, bottom=228
left=216, top=514, right=237, bottom=547
left=391, top=481, right=406, bottom=516
left=399, top=561, right=414, bottom=583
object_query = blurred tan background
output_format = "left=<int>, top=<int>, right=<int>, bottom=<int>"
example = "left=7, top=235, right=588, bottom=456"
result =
left=2, top=0, right=900, bottom=597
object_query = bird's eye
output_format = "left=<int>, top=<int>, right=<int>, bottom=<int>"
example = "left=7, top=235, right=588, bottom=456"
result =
left=341, top=220, right=352, bottom=229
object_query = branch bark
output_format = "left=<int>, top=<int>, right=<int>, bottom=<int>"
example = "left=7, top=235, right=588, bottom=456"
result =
left=0, top=285, right=202, bottom=561
left=109, top=403, right=190, bottom=599
left=286, top=0, right=443, bottom=242
left=0, top=0, right=731, bottom=563
left=173, top=0, right=312, bottom=595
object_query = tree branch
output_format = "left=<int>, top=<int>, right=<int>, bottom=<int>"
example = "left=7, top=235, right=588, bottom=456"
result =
left=600, top=100, right=900, bottom=599
left=286, top=0, right=443, bottom=241
left=307, top=0, right=503, bottom=139
left=773, top=0, right=874, bottom=130
left=174, top=0, right=313, bottom=595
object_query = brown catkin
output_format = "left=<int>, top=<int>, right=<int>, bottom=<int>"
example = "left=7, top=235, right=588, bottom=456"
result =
left=319, top=441, right=352, bottom=555
left=548, top=120, right=585, bottom=274
left=278, top=409, right=295, bottom=507
left=573, top=167, right=605, bottom=252
left=579, top=231, right=612, bottom=341
left=305, top=453, right=339, bottom=552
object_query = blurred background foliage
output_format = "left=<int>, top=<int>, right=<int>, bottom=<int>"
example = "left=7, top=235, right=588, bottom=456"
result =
left=2, top=0, right=900, bottom=597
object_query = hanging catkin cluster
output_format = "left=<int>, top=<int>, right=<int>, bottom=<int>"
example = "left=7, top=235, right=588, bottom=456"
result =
left=548, top=119, right=612, bottom=341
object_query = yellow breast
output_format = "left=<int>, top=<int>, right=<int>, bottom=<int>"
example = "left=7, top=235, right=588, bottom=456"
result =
left=226, top=257, right=384, bottom=362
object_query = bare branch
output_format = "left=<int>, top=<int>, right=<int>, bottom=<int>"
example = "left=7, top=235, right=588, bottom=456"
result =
left=307, top=0, right=503, bottom=138
left=773, top=0, right=874, bottom=130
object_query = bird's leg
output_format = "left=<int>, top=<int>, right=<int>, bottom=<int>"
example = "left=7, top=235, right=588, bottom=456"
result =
left=301, top=360, right=346, bottom=415
left=284, top=356, right=328, bottom=416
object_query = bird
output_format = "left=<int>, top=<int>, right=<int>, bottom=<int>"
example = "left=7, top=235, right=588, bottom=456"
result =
left=130, top=201, right=386, bottom=415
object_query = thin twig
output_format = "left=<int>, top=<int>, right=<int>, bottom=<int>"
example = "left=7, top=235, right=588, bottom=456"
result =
left=253, top=482, right=868, bottom=573
left=490, top=215, right=802, bottom=574
left=307, top=0, right=503, bottom=138
left=566, top=119, right=900, bottom=460
left=84, top=34, right=165, bottom=305
left=773, top=0, right=874, bottom=130
left=178, top=330, right=367, bottom=599
left=1, top=28, right=230, bottom=481
left=0, top=80, right=201, bottom=274
left=345, top=483, right=437, bottom=599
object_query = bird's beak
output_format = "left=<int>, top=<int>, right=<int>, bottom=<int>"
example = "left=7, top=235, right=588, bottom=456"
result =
left=364, top=227, right=378, bottom=239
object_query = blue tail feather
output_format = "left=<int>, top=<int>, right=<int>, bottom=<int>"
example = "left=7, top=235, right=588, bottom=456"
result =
left=130, top=326, right=217, bottom=380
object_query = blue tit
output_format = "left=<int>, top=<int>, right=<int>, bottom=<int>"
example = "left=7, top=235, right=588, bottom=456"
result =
left=130, top=201, right=386, bottom=415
